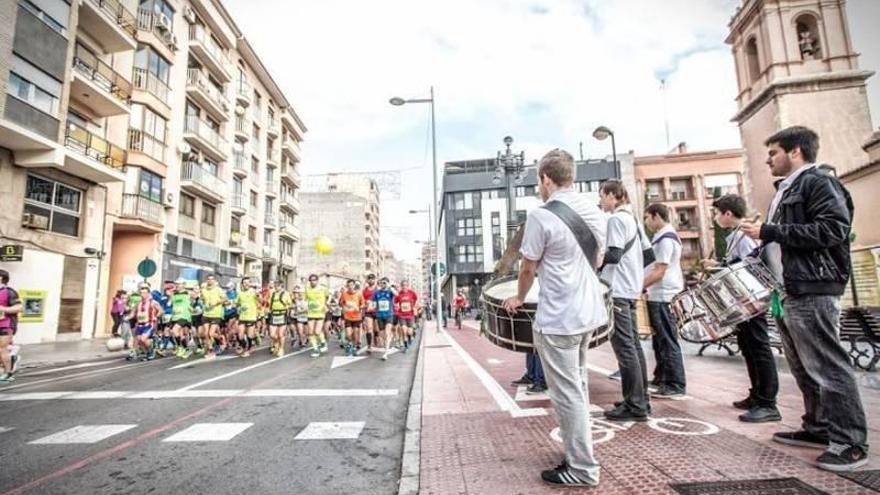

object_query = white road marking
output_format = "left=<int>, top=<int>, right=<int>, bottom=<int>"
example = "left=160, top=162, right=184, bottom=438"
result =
left=163, top=423, right=253, bottom=442
left=514, top=385, right=549, bottom=402
left=331, top=356, right=367, bottom=369
left=487, top=358, right=503, bottom=365
left=30, top=424, right=137, bottom=445
left=439, top=328, right=546, bottom=418
left=19, top=359, right=121, bottom=377
left=295, top=421, right=365, bottom=440
left=0, top=426, right=14, bottom=434
left=0, top=389, right=399, bottom=401
left=0, top=361, right=157, bottom=392
left=585, top=363, right=616, bottom=376
left=176, top=348, right=309, bottom=391
left=166, top=354, right=239, bottom=370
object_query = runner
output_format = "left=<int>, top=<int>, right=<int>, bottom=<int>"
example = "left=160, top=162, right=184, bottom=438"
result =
left=362, top=274, right=378, bottom=352
left=395, top=280, right=419, bottom=352
left=0, top=269, right=22, bottom=383
left=453, top=289, right=468, bottom=329
left=222, top=281, right=239, bottom=355
left=125, top=288, right=142, bottom=359
left=268, top=280, right=292, bottom=356
left=201, top=274, right=227, bottom=360
left=305, top=274, right=330, bottom=357
left=237, top=277, right=260, bottom=357
left=371, top=278, right=395, bottom=360
left=190, top=285, right=206, bottom=356
left=327, top=290, right=344, bottom=348
left=169, top=278, right=193, bottom=359
left=340, top=279, right=365, bottom=356
left=292, top=286, right=311, bottom=354
left=131, top=284, right=163, bottom=361
left=153, top=283, right=173, bottom=356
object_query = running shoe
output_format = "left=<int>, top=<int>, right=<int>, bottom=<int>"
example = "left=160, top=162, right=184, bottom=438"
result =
left=203, top=353, right=216, bottom=361
left=10, top=354, right=21, bottom=373
left=320, top=343, right=328, bottom=354
left=382, top=351, right=389, bottom=361
left=0, top=373, right=15, bottom=383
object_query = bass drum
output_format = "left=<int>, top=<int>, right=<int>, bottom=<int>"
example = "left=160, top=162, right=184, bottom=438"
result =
left=480, top=275, right=613, bottom=353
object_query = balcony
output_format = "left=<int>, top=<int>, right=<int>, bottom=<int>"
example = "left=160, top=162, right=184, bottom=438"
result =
left=245, top=239, right=259, bottom=258
left=228, top=230, right=244, bottom=252
left=200, top=222, right=216, bottom=242
left=131, top=67, right=171, bottom=108
left=235, top=81, right=251, bottom=106
left=266, top=148, right=279, bottom=166
left=180, top=160, right=227, bottom=203
left=63, top=122, right=126, bottom=182
left=280, top=194, right=300, bottom=213
left=178, top=214, right=196, bottom=235
left=128, top=128, right=165, bottom=163
left=281, top=164, right=301, bottom=187
left=186, top=68, right=230, bottom=121
left=135, top=7, right=176, bottom=52
left=232, top=150, right=248, bottom=177
left=119, top=193, right=163, bottom=231
left=262, top=245, right=277, bottom=261
left=78, top=0, right=137, bottom=53
left=230, top=193, right=246, bottom=214
left=267, top=120, right=279, bottom=139
left=669, top=190, right=695, bottom=202
left=264, top=213, right=277, bottom=228
left=281, top=137, right=301, bottom=162
left=234, top=117, right=250, bottom=141
left=281, top=252, right=295, bottom=268
left=265, top=178, right=278, bottom=196
left=280, top=221, right=300, bottom=241
left=71, top=44, right=131, bottom=117
left=187, top=24, right=232, bottom=83
left=183, top=115, right=227, bottom=161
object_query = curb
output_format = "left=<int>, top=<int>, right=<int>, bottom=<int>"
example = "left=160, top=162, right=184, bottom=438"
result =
left=398, top=322, right=427, bottom=495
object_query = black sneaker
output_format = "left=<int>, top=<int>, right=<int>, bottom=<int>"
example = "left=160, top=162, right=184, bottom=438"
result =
left=526, top=383, right=548, bottom=394
left=604, top=405, right=648, bottom=422
left=541, top=463, right=596, bottom=487
left=651, top=387, right=686, bottom=399
left=816, top=445, right=869, bottom=472
left=607, top=370, right=621, bottom=381
left=613, top=400, right=653, bottom=415
left=732, top=396, right=754, bottom=410
left=511, top=376, right=533, bottom=386
left=739, top=406, right=781, bottom=423
left=772, top=430, right=829, bottom=450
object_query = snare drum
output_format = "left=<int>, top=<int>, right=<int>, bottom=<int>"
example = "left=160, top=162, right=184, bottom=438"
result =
left=699, top=258, right=775, bottom=328
left=480, top=275, right=613, bottom=353
left=671, top=288, right=734, bottom=343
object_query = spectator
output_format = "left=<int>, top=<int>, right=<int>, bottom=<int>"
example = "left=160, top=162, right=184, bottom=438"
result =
left=110, top=290, right=128, bottom=337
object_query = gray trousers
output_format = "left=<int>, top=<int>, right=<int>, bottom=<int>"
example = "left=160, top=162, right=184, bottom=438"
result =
left=610, top=298, right=650, bottom=414
left=776, top=295, right=868, bottom=449
left=534, top=330, right=600, bottom=485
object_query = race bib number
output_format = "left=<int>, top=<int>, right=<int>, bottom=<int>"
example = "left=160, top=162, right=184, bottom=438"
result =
left=271, top=314, right=286, bottom=326
left=378, top=300, right=391, bottom=312
left=345, top=300, right=358, bottom=310
left=137, top=313, right=149, bottom=323
left=367, top=300, right=376, bottom=311
left=401, top=301, right=412, bottom=312
left=308, top=301, right=321, bottom=311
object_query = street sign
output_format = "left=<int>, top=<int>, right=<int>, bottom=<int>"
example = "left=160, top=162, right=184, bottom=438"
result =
left=431, top=262, right=447, bottom=277
left=0, top=245, right=23, bottom=262
left=137, top=258, right=157, bottom=278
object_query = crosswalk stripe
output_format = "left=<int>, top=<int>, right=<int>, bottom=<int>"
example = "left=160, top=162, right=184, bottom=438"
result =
left=29, top=425, right=137, bottom=445
left=0, top=426, right=14, bottom=434
left=295, top=421, right=365, bottom=440
left=163, top=423, right=253, bottom=442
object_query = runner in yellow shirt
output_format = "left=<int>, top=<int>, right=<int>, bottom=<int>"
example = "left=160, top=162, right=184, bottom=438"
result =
left=268, top=280, right=292, bottom=356
left=237, top=277, right=260, bottom=357
left=304, top=274, right=330, bottom=357
left=201, top=274, right=227, bottom=360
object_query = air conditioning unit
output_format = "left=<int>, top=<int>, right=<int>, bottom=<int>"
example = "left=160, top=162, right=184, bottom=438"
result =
left=156, top=13, right=172, bottom=32
left=183, top=6, right=197, bottom=24
left=22, top=212, right=49, bottom=230
left=163, top=192, right=175, bottom=209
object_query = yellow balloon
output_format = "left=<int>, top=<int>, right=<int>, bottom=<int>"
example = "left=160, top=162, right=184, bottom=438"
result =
left=315, top=236, right=334, bottom=255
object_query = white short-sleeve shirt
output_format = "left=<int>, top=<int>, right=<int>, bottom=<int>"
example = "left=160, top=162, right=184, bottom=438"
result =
left=725, top=229, right=757, bottom=264
left=600, top=206, right=647, bottom=300
left=646, top=224, right=684, bottom=303
left=519, top=189, right=608, bottom=336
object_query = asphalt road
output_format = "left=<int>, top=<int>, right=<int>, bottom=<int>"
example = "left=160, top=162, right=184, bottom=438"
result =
left=0, top=336, right=420, bottom=495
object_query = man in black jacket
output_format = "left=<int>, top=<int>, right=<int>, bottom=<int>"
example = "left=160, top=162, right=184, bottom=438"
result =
left=741, top=126, right=868, bottom=472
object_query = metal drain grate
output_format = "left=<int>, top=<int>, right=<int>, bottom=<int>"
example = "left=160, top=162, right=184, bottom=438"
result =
left=670, top=477, right=830, bottom=495
left=838, top=469, right=880, bottom=492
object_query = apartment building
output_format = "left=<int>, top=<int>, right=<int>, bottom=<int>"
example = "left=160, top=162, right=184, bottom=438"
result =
left=634, top=144, right=746, bottom=268
left=0, top=0, right=306, bottom=343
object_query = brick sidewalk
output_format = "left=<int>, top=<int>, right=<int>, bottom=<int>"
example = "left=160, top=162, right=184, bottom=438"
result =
left=419, top=320, right=879, bottom=494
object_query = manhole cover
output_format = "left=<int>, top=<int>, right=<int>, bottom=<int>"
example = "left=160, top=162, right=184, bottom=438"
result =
left=838, top=469, right=880, bottom=492
left=670, top=477, right=830, bottom=495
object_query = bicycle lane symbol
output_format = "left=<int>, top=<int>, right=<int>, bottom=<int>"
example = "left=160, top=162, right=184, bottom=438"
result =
left=550, top=413, right=719, bottom=445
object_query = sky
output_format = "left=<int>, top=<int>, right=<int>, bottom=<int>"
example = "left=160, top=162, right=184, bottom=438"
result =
left=223, top=0, right=880, bottom=263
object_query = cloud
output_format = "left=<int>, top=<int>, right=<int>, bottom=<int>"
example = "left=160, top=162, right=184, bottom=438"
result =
left=224, top=0, right=745, bottom=261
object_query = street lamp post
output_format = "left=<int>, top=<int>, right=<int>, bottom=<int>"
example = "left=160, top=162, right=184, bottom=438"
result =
left=409, top=205, right=433, bottom=304
left=493, top=136, right=526, bottom=243
left=593, top=125, right=619, bottom=179
left=391, top=87, right=442, bottom=331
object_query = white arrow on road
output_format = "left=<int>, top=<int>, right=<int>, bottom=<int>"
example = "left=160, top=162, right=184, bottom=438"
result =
left=331, top=356, right=367, bottom=369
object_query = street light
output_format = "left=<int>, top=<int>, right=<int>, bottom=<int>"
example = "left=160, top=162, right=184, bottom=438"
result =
left=390, top=87, right=443, bottom=331
left=495, top=136, right=526, bottom=242
left=592, top=125, right=619, bottom=178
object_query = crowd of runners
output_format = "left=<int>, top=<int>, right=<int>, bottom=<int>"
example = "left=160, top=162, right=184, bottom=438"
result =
left=121, top=273, right=425, bottom=362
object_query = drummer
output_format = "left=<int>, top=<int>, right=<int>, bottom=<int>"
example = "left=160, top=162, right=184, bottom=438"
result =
left=703, top=194, right=780, bottom=423
left=598, top=179, right=651, bottom=422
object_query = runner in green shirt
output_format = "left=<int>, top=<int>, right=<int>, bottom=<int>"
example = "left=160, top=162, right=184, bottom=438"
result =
left=170, top=278, right=193, bottom=359
left=237, top=277, right=260, bottom=357
left=201, top=274, right=227, bottom=360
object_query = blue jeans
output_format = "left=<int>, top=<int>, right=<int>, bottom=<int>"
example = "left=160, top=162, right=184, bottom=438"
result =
left=647, top=301, right=686, bottom=393
left=777, top=295, right=867, bottom=448
left=527, top=352, right=546, bottom=387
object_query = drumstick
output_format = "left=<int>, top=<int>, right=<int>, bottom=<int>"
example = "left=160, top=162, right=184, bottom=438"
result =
left=493, top=224, right=525, bottom=277
left=725, top=213, right=762, bottom=263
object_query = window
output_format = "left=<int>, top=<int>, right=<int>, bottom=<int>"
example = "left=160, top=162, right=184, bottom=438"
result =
left=134, top=45, right=171, bottom=85
left=451, top=192, right=474, bottom=210
left=456, top=218, right=482, bottom=237
left=669, top=179, right=692, bottom=201
left=746, top=37, right=761, bottom=83
left=267, top=107, right=275, bottom=124
left=129, top=103, right=167, bottom=160
left=515, top=185, right=536, bottom=197
left=646, top=181, right=664, bottom=201
left=180, top=193, right=195, bottom=217
left=264, top=230, right=272, bottom=246
left=251, top=156, right=259, bottom=174
left=456, top=244, right=483, bottom=264
left=19, top=0, right=65, bottom=34
left=142, top=0, right=174, bottom=24
left=203, top=158, right=218, bottom=177
left=232, top=178, right=243, bottom=195
left=481, top=189, right=500, bottom=200
left=252, top=123, right=259, bottom=141
left=201, top=204, right=215, bottom=225
left=516, top=210, right=527, bottom=223
left=491, top=212, right=501, bottom=235
left=7, top=72, right=58, bottom=115
left=250, top=191, right=258, bottom=208
left=677, top=208, right=697, bottom=231
left=231, top=216, right=240, bottom=232
left=24, top=175, right=82, bottom=237
left=138, top=169, right=163, bottom=202
left=248, top=226, right=257, bottom=241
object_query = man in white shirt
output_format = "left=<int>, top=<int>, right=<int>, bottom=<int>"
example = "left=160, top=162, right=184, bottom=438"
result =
left=598, top=179, right=651, bottom=421
left=703, top=194, right=780, bottom=423
left=502, top=149, right=606, bottom=488
left=643, top=203, right=686, bottom=399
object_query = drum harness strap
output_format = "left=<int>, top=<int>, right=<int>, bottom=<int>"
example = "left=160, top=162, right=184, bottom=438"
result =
left=541, top=200, right=599, bottom=271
